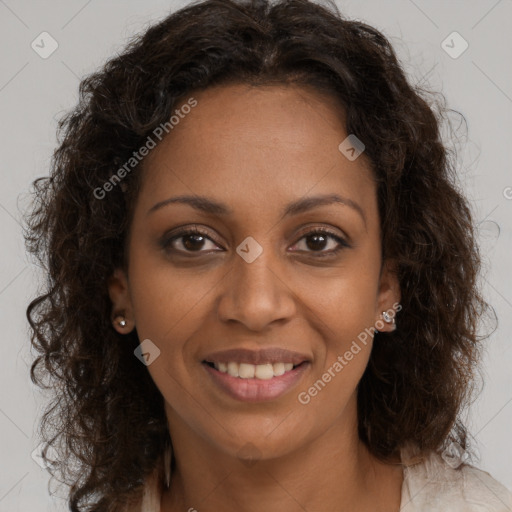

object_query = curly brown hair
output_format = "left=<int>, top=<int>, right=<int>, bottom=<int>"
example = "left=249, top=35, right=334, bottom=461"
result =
left=24, top=0, right=489, bottom=510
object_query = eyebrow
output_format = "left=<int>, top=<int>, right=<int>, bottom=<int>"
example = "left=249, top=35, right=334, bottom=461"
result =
left=147, top=193, right=366, bottom=225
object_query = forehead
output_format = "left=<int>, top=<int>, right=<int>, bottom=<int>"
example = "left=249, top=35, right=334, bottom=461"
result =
left=136, top=83, right=377, bottom=223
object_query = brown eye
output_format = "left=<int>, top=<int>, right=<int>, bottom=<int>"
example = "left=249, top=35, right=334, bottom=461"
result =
left=161, top=227, right=221, bottom=254
left=290, top=228, right=350, bottom=257
left=181, top=233, right=207, bottom=251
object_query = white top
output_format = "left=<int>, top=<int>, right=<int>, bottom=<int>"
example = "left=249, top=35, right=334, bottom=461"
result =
left=137, top=446, right=512, bottom=511
left=399, top=448, right=512, bottom=511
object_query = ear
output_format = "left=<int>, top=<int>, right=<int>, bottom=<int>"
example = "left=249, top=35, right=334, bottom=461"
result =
left=375, top=259, right=401, bottom=332
left=107, top=268, right=135, bottom=334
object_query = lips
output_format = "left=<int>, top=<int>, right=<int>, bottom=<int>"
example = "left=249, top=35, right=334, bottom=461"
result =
left=201, top=347, right=310, bottom=402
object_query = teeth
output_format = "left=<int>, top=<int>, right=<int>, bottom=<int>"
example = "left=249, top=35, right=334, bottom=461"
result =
left=273, top=362, right=285, bottom=376
left=213, top=361, right=299, bottom=379
left=239, top=363, right=255, bottom=378
left=254, top=363, right=274, bottom=380
left=227, top=362, right=239, bottom=377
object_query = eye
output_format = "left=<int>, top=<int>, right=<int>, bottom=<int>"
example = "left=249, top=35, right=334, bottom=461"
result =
left=290, top=228, right=350, bottom=257
left=160, top=226, right=221, bottom=254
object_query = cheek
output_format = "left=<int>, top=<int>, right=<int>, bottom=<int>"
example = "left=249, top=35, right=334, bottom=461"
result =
left=304, top=255, right=381, bottom=338
left=295, top=275, right=376, bottom=421
left=128, top=244, right=217, bottom=340
left=298, top=252, right=380, bottom=393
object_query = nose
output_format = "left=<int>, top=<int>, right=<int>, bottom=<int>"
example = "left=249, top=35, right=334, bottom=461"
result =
left=216, top=244, right=297, bottom=332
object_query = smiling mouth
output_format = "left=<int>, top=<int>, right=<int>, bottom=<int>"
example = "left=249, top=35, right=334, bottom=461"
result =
left=203, top=360, right=305, bottom=380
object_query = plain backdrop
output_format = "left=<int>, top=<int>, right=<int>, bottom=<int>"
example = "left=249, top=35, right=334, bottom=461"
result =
left=0, top=0, right=511, bottom=510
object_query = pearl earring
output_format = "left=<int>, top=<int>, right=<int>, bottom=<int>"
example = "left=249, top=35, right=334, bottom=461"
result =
left=114, top=315, right=127, bottom=328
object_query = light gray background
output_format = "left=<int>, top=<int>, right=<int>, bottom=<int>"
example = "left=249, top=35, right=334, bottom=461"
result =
left=0, top=0, right=511, bottom=510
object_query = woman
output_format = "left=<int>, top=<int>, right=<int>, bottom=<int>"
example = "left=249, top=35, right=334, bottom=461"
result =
left=24, top=0, right=512, bottom=510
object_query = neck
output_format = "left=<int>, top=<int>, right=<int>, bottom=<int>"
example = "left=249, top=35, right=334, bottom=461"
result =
left=161, top=401, right=403, bottom=512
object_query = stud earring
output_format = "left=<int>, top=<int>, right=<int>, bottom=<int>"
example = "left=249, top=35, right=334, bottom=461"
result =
left=376, top=309, right=398, bottom=334
left=113, top=315, right=127, bottom=328
left=380, top=310, right=397, bottom=332
left=382, top=311, right=394, bottom=324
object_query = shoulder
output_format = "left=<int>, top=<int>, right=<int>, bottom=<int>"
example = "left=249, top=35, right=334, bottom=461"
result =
left=400, top=446, right=512, bottom=511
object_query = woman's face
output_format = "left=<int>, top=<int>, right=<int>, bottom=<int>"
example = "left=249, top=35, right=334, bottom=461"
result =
left=109, top=83, right=400, bottom=461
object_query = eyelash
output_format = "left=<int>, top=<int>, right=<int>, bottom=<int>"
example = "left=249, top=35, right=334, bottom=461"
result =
left=160, top=226, right=350, bottom=258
